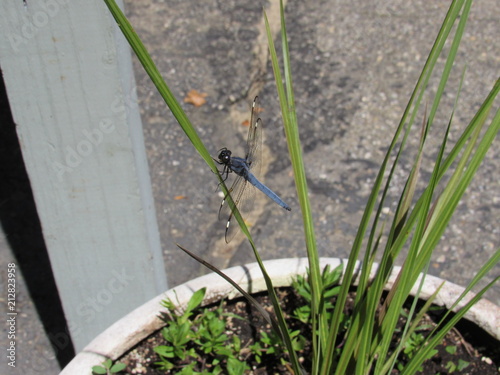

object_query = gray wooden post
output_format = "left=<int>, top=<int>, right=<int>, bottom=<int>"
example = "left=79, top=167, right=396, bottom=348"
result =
left=0, top=0, right=168, bottom=351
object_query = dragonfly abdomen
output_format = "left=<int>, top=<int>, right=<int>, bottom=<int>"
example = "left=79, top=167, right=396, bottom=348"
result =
left=246, top=173, right=291, bottom=211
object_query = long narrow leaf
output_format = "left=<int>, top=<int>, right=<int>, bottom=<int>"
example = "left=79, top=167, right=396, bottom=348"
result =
left=103, top=2, right=303, bottom=372
left=102, top=0, right=257, bottom=248
left=176, top=244, right=280, bottom=334
left=401, top=275, right=500, bottom=375
left=265, top=2, right=325, bottom=370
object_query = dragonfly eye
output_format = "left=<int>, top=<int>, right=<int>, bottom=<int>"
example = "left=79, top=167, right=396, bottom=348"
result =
left=218, top=148, right=232, bottom=163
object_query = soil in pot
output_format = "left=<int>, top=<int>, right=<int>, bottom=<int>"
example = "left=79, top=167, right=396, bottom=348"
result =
left=116, top=287, right=500, bottom=374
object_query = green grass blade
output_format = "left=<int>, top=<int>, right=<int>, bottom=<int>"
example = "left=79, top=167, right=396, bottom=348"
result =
left=269, top=0, right=326, bottom=367
left=103, top=2, right=301, bottom=371
left=265, top=3, right=322, bottom=298
left=401, top=274, right=500, bottom=375
left=176, top=244, right=281, bottom=335
left=431, top=248, right=500, bottom=336
left=374, top=82, right=456, bottom=372
left=102, top=0, right=209, bottom=165
left=102, top=0, right=257, bottom=246
left=381, top=280, right=445, bottom=374
left=279, top=0, right=322, bottom=315
left=437, top=77, right=500, bottom=181
left=415, top=83, right=499, bottom=276
left=332, top=1, right=473, bottom=373
left=263, top=5, right=311, bottom=374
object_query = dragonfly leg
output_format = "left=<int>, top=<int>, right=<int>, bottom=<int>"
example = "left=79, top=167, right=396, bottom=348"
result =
left=214, top=165, right=232, bottom=193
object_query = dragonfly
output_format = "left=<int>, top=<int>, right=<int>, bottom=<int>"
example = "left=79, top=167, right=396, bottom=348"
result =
left=215, top=96, right=291, bottom=243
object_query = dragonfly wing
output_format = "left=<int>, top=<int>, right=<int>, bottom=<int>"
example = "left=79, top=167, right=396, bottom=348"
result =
left=218, top=175, right=254, bottom=243
left=245, top=97, right=263, bottom=181
left=219, top=174, right=242, bottom=220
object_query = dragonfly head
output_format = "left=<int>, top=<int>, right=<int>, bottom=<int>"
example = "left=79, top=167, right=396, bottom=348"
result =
left=217, top=148, right=232, bottom=165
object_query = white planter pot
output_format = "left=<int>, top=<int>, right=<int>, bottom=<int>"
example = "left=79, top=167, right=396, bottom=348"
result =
left=60, top=257, right=500, bottom=374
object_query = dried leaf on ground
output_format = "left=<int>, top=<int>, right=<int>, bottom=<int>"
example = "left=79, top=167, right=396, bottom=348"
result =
left=184, top=89, right=207, bottom=107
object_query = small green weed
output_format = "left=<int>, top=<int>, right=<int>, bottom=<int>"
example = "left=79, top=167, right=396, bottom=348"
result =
left=292, top=264, right=343, bottom=324
left=396, top=332, right=438, bottom=372
left=154, top=276, right=478, bottom=374
left=91, top=358, right=126, bottom=374
left=155, top=288, right=248, bottom=374
left=156, top=286, right=310, bottom=373
left=444, top=345, right=470, bottom=373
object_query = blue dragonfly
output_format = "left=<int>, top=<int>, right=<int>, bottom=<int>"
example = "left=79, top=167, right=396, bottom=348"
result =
left=216, top=96, right=291, bottom=243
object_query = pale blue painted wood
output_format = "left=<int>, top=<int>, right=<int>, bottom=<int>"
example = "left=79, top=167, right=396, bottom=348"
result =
left=0, top=0, right=168, bottom=351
